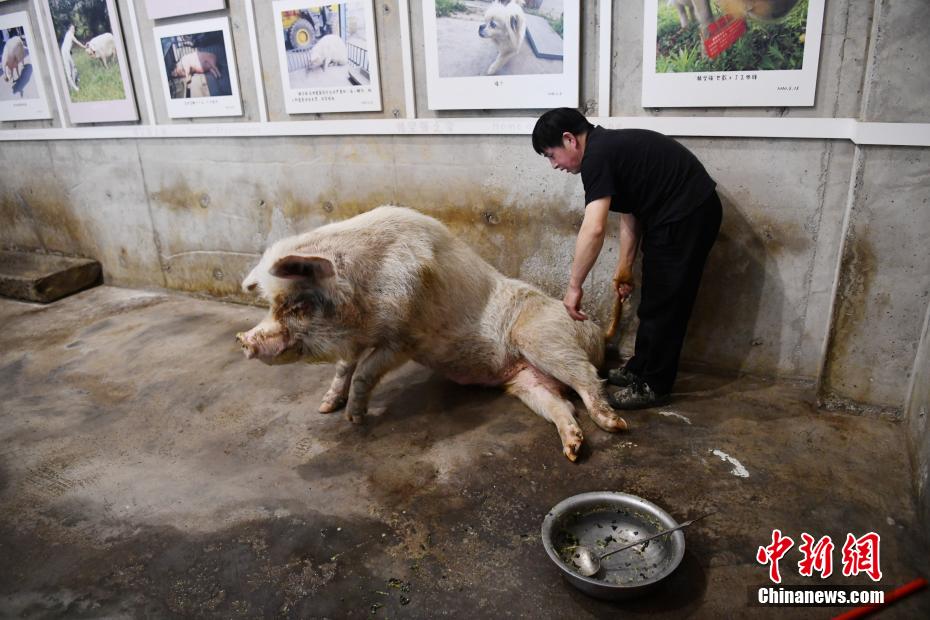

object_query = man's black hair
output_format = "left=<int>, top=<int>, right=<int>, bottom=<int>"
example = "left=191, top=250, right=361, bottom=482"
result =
left=532, top=108, right=595, bottom=155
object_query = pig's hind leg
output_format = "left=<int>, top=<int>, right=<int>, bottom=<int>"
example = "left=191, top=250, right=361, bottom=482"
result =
left=343, top=347, right=407, bottom=424
left=507, top=367, right=584, bottom=462
left=513, top=318, right=627, bottom=433
left=319, top=359, right=357, bottom=413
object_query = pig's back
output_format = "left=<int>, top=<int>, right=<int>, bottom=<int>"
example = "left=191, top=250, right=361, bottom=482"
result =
left=315, top=35, right=347, bottom=58
left=3, top=37, right=23, bottom=61
left=89, top=33, right=114, bottom=48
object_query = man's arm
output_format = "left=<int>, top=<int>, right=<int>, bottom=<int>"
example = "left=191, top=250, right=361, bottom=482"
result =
left=563, top=197, right=611, bottom=321
left=614, top=212, right=640, bottom=301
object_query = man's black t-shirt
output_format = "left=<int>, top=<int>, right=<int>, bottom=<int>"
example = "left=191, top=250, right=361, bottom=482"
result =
left=581, top=126, right=716, bottom=230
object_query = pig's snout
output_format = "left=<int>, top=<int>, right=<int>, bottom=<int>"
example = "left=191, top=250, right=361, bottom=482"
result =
left=236, top=325, right=300, bottom=365
left=236, top=331, right=257, bottom=359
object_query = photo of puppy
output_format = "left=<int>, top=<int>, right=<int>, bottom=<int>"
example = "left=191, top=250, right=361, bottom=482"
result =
left=431, top=0, right=564, bottom=79
left=479, top=0, right=526, bottom=75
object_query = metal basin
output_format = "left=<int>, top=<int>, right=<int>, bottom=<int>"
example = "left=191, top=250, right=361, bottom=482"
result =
left=541, top=491, right=685, bottom=600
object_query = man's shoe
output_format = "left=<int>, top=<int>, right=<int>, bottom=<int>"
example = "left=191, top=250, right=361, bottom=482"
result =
left=608, top=380, right=671, bottom=410
left=607, top=367, right=641, bottom=388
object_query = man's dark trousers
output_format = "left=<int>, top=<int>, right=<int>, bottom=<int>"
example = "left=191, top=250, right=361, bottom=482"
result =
left=624, top=191, right=722, bottom=395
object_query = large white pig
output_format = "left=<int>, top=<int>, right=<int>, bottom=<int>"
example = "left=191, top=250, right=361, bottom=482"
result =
left=307, top=34, right=348, bottom=72
left=237, top=206, right=627, bottom=461
left=2, top=35, right=25, bottom=83
left=171, top=51, right=222, bottom=84
left=85, top=32, right=116, bottom=68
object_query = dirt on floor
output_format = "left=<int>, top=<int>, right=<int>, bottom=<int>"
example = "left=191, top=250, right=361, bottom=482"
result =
left=0, top=286, right=927, bottom=618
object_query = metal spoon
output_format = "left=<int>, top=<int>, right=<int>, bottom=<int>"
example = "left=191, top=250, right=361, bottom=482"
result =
left=570, top=512, right=714, bottom=578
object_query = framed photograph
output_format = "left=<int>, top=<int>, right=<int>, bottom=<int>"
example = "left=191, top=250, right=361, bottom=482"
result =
left=145, top=0, right=226, bottom=21
left=42, top=0, right=138, bottom=123
left=421, top=0, right=579, bottom=110
left=272, top=0, right=381, bottom=114
left=642, top=0, right=826, bottom=107
left=0, top=11, right=52, bottom=121
left=153, top=17, right=242, bottom=118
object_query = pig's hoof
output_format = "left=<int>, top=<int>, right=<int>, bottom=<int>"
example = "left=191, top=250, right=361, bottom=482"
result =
left=559, top=425, right=583, bottom=462
left=591, top=408, right=628, bottom=433
left=345, top=410, right=366, bottom=425
left=319, top=395, right=347, bottom=413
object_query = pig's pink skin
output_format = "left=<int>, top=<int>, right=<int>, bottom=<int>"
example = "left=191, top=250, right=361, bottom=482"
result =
left=172, top=51, right=221, bottom=81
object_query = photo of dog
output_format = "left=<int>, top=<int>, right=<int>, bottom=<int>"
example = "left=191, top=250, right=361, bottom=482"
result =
left=479, top=0, right=526, bottom=75
left=431, top=0, right=563, bottom=78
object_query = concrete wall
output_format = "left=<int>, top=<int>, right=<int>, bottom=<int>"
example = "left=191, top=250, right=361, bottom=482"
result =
left=906, top=303, right=930, bottom=530
left=0, top=1, right=928, bottom=418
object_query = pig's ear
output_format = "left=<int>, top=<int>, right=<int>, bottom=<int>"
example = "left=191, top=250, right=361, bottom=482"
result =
left=269, top=255, right=335, bottom=282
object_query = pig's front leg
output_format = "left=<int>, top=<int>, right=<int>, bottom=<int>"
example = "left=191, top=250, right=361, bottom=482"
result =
left=319, top=359, right=358, bottom=413
left=344, top=347, right=407, bottom=424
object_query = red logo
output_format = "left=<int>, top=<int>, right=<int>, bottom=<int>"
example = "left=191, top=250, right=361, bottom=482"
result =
left=758, top=530, right=882, bottom=583
left=841, top=532, right=883, bottom=582
left=798, top=533, right=835, bottom=578
left=756, top=529, right=794, bottom=584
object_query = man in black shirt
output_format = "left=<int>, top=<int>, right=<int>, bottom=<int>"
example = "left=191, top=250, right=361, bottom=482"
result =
left=532, top=108, right=721, bottom=409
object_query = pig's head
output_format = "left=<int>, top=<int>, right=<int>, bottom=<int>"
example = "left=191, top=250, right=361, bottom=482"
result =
left=237, top=251, right=352, bottom=365
left=84, top=44, right=97, bottom=59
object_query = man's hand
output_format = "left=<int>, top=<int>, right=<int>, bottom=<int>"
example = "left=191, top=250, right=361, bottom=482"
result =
left=563, top=285, right=588, bottom=321
left=614, top=272, right=634, bottom=303
left=616, top=282, right=634, bottom=302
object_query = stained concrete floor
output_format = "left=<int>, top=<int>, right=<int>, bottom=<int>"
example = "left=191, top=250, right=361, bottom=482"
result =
left=1, top=286, right=928, bottom=618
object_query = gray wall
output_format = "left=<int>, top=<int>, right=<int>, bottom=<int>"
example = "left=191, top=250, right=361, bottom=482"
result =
left=1, top=0, right=928, bottom=424
left=906, top=303, right=930, bottom=530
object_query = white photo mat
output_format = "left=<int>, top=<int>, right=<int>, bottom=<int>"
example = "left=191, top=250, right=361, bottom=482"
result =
left=422, top=0, right=580, bottom=110
left=272, top=0, right=382, bottom=114
left=41, top=0, right=137, bottom=123
left=153, top=16, right=242, bottom=119
left=145, top=0, right=227, bottom=21
left=0, top=11, right=52, bottom=121
left=641, top=0, right=826, bottom=107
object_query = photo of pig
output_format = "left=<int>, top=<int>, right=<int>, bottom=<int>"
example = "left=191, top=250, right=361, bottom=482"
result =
left=153, top=16, right=241, bottom=118
left=277, top=2, right=373, bottom=90
left=237, top=206, right=628, bottom=462
left=0, top=12, right=52, bottom=120
left=45, top=0, right=129, bottom=103
left=84, top=32, right=116, bottom=68
left=0, top=28, right=39, bottom=101
left=655, top=0, right=809, bottom=72
left=159, top=30, right=232, bottom=99
left=431, top=0, right=563, bottom=78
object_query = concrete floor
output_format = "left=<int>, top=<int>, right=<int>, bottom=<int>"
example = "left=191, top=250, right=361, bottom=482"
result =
left=1, top=286, right=928, bottom=618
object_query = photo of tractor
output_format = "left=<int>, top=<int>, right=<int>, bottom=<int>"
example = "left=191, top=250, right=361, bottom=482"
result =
left=282, top=6, right=334, bottom=51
